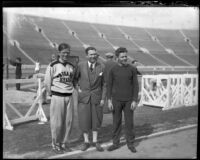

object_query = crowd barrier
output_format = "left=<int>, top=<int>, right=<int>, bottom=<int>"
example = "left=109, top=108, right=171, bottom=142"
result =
left=138, top=74, right=198, bottom=110
left=3, top=77, right=47, bottom=130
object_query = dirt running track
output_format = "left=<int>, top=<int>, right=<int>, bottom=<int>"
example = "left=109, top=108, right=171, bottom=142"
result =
left=57, top=127, right=197, bottom=159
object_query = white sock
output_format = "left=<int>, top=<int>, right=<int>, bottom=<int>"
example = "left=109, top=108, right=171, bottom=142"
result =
left=92, top=131, right=97, bottom=143
left=83, top=133, right=89, bottom=143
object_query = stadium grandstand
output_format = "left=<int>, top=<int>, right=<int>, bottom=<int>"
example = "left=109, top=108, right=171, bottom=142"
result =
left=3, top=8, right=198, bottom=159
left=3, top=10, right=198, bottom=79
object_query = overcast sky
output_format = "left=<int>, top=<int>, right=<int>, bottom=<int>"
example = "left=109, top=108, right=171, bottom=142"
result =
left=3, top=7, right=199, bottom=30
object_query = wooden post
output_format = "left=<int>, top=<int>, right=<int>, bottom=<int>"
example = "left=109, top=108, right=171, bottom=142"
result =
left=36, top=78, right=47, bottom=122
left=165, top=76, right=171, bottom=110
left=3, top=80, right=13, bottom=130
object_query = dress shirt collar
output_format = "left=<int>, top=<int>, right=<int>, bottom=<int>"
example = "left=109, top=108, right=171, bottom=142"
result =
left=88, top=61, right=96, bottom=69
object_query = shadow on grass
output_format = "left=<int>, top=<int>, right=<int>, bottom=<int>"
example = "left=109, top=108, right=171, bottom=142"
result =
left=3, top=105, right=197, bottom=157
left=98, top=123, right=153, bottom=148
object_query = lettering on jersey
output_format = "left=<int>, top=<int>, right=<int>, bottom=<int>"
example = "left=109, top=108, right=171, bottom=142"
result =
left=57, top=65, right=74, bottom=84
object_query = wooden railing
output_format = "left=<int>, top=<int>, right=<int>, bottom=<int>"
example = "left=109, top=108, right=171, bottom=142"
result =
left=3, top=77, right=47, bottom=130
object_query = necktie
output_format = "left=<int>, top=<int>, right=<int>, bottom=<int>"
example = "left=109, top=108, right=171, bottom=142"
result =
left=90, top=64, right=93, bottom=72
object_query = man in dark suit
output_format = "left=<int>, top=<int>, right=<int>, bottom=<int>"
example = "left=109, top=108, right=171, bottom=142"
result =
left=75, top=46, right=106, bottom=152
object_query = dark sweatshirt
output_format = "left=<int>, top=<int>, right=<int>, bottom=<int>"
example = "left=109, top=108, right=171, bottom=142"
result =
left=107, top=63, right=139, bottom=102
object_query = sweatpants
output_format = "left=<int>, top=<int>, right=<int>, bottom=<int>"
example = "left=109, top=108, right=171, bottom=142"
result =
left=112, top=99, right=135, bottom=146
left=50, top=95, right=73, bottom=147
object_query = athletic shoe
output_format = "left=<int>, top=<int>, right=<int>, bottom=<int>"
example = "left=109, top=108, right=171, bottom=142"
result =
left=52, top=146, right=64, bottom=154
left=107, top=144, right=120, bottom=151
left=128, top=146, right=137, bottom=153
left=93, top=142, right=104, bottom=152
left=80, top=143, right=90, bottom=151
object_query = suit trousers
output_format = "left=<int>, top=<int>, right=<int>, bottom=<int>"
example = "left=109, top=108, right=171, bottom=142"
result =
left=112, top=99, right=135, bottom=146
left=78, top=100, right=103, bottom=133
left=50, top=95, right=73, bottom=147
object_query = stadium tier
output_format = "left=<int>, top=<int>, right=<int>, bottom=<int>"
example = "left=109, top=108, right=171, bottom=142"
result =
left=181, top=30, right=199, bottom=50
left=159, top=41, right=195, bottom=55
left=129, top=51, right=164, bottom=66
left=151, top=53, right=190, bottom=66
left=4, top=13, right=56, bottom=64
left=63, top=20, right=114, bottom=58
left=93, top=23, right=126, bottom=39
left=147, top=28, right=185, bottom=42
left=177, top=55, right=199, bottom=66
left=119, top=26, right=152, bottom=41
left=3, top=12, right=199, bottom=67
left=3, top=33, right=33, bottom=65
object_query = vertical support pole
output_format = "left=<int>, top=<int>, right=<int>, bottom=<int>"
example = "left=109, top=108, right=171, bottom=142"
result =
left=36, top=78, right=47, bottom=122
left=181, top=75, right=185, bottom=106
left=195, top=74, right=198, bottom=105
left=165, top=75, right=171, bottom=110
left=190, top=75, right=193, bottom=105
left=138, top=75, right=143, bottom=107
left=3, top=81, right=13, bottom=130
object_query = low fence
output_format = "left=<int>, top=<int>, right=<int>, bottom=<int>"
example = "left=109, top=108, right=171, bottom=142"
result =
left=138, top=74, right=198, bottom=110
left=3, top=77, right=47, bottom=130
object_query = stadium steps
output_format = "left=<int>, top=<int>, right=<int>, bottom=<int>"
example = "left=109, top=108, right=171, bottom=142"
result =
left=28, top=16, right=86, bottom=61
left=119, top=26, right=152, bottom=41
left=3, top=33, right=33, bottom=65
left=152, top=53, right=191, bottom=66
left=92, top=23, right=126, bottom=39
left=182, top=29, right=199, bottom=49
left=4, top=14, right=56, bottom=64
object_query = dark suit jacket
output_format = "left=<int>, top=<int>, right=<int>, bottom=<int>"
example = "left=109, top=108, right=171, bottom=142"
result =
left=75, top=61, right=106, bottom=104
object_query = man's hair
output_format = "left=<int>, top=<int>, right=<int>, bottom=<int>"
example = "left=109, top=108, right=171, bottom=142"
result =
left=58, top=43, right=71, bottom=52
left=115, top=47, right=128, bottom=57
left=85, top=46, right=96, bottom=55
left=16, top=57, right=21, bottom=62
left=132, top=60, right=138, bottom=64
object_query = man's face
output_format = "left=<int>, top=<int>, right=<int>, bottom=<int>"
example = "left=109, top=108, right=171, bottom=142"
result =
left=118, top=52, right=128, bottom=66
left=59, top=48, right=70, bottom=62
left=51, top=54, right=57, bottom=61
left=87, top=49, right=98, bottom=64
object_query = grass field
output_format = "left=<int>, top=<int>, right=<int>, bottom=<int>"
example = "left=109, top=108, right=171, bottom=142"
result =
left=3, top=99, right=198, bottom=158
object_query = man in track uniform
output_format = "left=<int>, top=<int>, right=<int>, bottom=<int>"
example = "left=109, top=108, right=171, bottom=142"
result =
left=44, top=43, right=77, bottom=154
left=107, top=47, right=139, bottom=153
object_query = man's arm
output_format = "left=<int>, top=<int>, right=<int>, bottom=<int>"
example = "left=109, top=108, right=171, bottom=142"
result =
left=107, top=67, right=114, bottom=100
left=107, top=67, right=114, bottom=110
left=73, top=64, right=80, bottom=89
left=101, top=67, right=107, bottom=100
left=132, top=67, right=139, bottom=102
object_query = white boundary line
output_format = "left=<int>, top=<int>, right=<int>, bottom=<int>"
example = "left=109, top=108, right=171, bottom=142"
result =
left=47, top=124, right=197, bottom=159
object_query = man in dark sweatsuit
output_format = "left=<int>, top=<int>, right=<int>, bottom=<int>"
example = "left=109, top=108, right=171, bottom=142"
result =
left=107, top=47, right=139, bottom=153
left=9, top=57, right=22, bottom=90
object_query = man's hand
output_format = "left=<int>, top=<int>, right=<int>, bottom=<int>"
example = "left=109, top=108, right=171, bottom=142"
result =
left=130, top=101, right=137, bottom=111
left=108, top=99, right=113, bottom=111
left=100, top=100, right=104, bottom=107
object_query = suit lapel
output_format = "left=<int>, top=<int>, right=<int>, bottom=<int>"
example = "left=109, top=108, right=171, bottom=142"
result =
left=93, top=62, right=101, bottom=83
